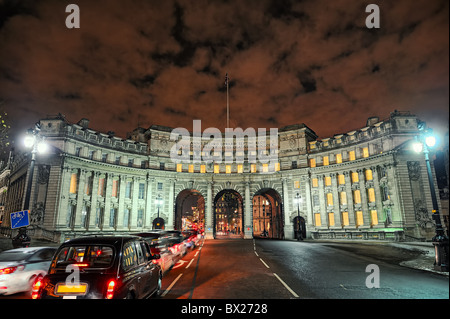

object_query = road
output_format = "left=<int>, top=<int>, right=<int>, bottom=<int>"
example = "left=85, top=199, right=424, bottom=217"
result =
left=161, top=238, right=449, bottom=299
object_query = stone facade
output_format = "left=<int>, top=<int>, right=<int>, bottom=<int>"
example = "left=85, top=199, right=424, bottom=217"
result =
left=1, top=111, right=444, bottom=242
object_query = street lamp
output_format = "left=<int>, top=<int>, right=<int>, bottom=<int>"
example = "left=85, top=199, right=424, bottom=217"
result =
left=154, top=197, right=164, bottom=229
left=293, top=193, right=302, bottom=240
left=413, top=128, right=449, bottom=271
left=13, top=126, right=48, bottom=248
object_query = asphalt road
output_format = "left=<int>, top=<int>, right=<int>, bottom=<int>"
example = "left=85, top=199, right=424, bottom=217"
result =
left=161, top=238, right=449, bottom=299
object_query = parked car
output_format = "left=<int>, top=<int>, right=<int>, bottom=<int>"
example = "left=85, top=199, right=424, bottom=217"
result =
left=132, top=231, right=175, bottom=274
left=165, top=231, right=187, bottom=260
left=33, top=236, right=162, bottom=299
left=182, top=229, right=202, bottom=248
left=0, top=247, right=57, bottom=296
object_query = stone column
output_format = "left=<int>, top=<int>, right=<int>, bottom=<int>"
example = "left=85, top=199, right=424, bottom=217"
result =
left=205, top=180, right=214, bottom=239
left=244, top=180, right=252, bottom=239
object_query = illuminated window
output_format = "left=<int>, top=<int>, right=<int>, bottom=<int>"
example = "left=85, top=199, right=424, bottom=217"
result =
left=363, top=147, right=369, bottom=158
left=176, top=164, right=182, bottom=172
left=323, top=156, right=329, bottom=166
left=365, top=169, right=373, bottom=181
left=251, top=164, right=257, bottom=173
left=368, top=188, right=376, bottom=203
left=310, top=158, right=316, bottom=168
left=69, top=173, right=78, bottom=194
left=341, top=212, right=349, bottom=226
left=226, top=165, right=232, bottom=174
left=370, top=210, right=378, bottom=226
left=356, top=211, right=364, bottom=227
left=237, top=164, right=243, bottom=173
left=336, top=153, right=342, bottom=164
left=325, top=176, right=332, bottom=186
left=351, top=172, right=359, bottom=183
left=328, top=213, right=335, bottom=226
left=294, top=181, right=300, bottom=189
left=214, top=165, right=220, bottom=174
left=339, top=192, right=347, bottom=205
left=338, top=174, right=345, bottom=185
left=326, top=193, right=333, bottom=206
left=353, top=189, right=361, bottom=204
left=112, top=180, right=118, bottom=198
left=200, top=165, right=206, bottom=173
left=189, top=164, right=194, bottom=173
left=312, top=178, right=318, bottom=188
left=262, top=163, right=268, bottom=173
left=275, top=162, right=280, bottom=172
left=314, top=213, right=322, bottom=226
left=98, top=178, right=105, bottom=197
left=349, top=151, right=356, bottom=161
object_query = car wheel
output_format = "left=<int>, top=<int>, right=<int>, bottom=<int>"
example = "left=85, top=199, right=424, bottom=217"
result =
left=126, top=291, right=135, bottom=299
left=153, top=274, right=162, bottom=298
left=27, top=275, right=42, bottom=297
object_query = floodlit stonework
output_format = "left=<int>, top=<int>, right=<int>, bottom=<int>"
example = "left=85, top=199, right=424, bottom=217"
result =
left=1, top=111, right=444, bottom=242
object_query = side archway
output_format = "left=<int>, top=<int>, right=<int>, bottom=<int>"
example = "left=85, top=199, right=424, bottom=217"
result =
left=253, top=188, right=284, bottom=239
left=174, top=189, right=205, bottom=231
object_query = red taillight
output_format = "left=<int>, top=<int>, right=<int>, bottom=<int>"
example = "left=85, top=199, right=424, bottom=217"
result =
left=31, top=277, right=43, bottom=300
left=0, top=266, right=17, bottom=275
left=106, top=280, right=116, bottom=299
left=74, top=263, right=89, bottom=268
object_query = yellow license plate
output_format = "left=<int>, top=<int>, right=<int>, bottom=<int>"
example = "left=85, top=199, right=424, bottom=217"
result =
left=55, top=283, right=88, bottom=295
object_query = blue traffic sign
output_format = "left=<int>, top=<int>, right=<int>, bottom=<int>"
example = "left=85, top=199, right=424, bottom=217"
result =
left=10, top=210, right=30, bottom=229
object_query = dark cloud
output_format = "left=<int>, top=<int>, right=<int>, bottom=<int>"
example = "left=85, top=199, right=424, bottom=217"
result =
left=0, top=0, right=448, bottom=146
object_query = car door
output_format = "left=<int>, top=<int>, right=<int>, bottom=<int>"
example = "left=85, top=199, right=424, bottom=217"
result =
left=134, top=240, right=154, bottom=298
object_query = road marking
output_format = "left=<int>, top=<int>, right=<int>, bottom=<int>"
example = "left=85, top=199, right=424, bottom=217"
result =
left=172, top=259, right=187, bottom=269
left=186, top=258, right=195, bottom=269
left=273, top=273, right=299, bottom=298
left=259, top=258, right=270, bottom=268
left=161, top=273, right=183, bottom=297
left=194, top=251, right=199, bottom=257
left=340, top=284, right=347, bottom=290
left=254, top=251, right=259, bottom=257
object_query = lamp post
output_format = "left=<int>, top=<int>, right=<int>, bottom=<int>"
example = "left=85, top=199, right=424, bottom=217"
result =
left=413, top=128, right=449, bottom=271
left=12, top=126, right=47, bottom=247
left=294, top=193, right=302, bottom=240
left=154, top=197, right=164, bottom=229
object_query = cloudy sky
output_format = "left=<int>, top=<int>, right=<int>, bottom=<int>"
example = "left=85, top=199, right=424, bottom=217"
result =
left=0, top=0, right=448, bottom=147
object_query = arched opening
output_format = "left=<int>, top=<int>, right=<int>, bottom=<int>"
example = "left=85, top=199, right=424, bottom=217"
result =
left=253, top=188, right=284, bottom=239
left=293, top=216, right=306, bottom=240
left=174, top=189, right=205, bottom=232
left=214, top=189, right=243, bottom=238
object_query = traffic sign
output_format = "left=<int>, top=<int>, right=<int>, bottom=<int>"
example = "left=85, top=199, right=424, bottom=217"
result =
left=10, top=210, right=30, bottom=229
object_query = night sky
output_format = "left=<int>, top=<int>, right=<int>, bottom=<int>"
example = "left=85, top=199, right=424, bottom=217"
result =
left=0, top=0, right=448, bottom=148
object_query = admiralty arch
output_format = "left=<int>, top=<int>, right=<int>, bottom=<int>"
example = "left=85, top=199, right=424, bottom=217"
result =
left=1, top=110, right=444, bottom=242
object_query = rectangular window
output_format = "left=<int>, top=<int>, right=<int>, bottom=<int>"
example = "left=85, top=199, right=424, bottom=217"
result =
left=123, top=208, right=130, bottom=227
left=251, top=164, right=257, bottom=173
left=336, top=153, right=342, bottom=164
left=312, top=178, right=318, bottom=188
left=363, top=147, right=369, bottom=158
left=200, top=165, right=206, bottom=173
left=275, top=162, right=280, bottom=172
left=294, top=181, right=300, bottom=189
left=314, top=213, right=322, bottom=226
left=125, top=181, right=132, bottom=199
left=339, top=192, right=347, bottom=205
left=214, top=164, right=220, bottom=174
left=326, top=193, right=333, bottom=206
left=110, top=208, right=117, bottom=228
left=351, top=172, right=359, bottom=183
left=157, top=182, right=163, bottom=191
left=349, top=151, right=356, bottom=161
left=370, top=210, right=378, bottom=226
left=365, top=169, right=373, bottom=181
left=237, top=164, right=243, bottom=173
left=137, top=209, right=144, bottom=227
left=85, top=175, right=93, bottom=195
left=325, top=176, right=332, bottom=186
left=138, top=183, right=145, bottom=199
left=353, top=189, right=361, bottom=204
left=328, top=213, right=335, bottom=226
left=356, top=211, right=364, bottom=227
left=226, top=165, right=232, bottom=174
left=69, top=173, right=78, bottom=194
left=188, top=164, right=194, bottom=173
left=98, top=178, right=105, bottom=197
left=368, top=188, right=376, bottom=203
left=323, top=156, right=329, bottom=166
left=341, top=212, right=349, bottom=226
left=338, top=174, right=345, bottom=185
left=112, top=180, right=118, bottom=198
left=176, top=163, right=182, bottom=172
left=310, top=158, right=316, bottom=168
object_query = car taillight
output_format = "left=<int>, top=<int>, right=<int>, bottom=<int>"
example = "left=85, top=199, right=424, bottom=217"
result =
left=106, top=280, right=116, bottom=299
left=31, top=277, right=43, bottom=300
left=0, top=266, right=18, bottom=275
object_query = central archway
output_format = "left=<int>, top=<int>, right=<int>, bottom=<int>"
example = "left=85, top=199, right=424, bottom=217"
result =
left=213, top=189, right=244, bottom=238
left=253, top=188, right=284, bottom=239
left=174, top=189, right=205, bottom=232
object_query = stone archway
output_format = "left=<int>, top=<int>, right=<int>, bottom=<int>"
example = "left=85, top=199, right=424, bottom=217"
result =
left=174, top=189, right=205, bottom=232
left=252, top=188, right=284, bottom=239
left=213, top=189, right=244, bottom=238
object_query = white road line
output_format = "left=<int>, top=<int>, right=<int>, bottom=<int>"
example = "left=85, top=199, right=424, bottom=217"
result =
left=259, top=258, right=270, bottom=268
left=194, top=251, right=199, bottom=257
left=254, top=251, right=259, bottom=257
left=186, top=258, right=195, bottom=269
left=161, top=273, right=183, bottom=297
left=273, top=273, right=299, bottom=298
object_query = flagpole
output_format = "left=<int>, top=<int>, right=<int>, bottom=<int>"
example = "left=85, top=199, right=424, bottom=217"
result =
left=226, top=73, right=229, bottom=129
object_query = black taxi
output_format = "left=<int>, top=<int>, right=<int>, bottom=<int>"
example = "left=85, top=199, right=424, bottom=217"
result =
left=33, top=236, right=162, bottom=299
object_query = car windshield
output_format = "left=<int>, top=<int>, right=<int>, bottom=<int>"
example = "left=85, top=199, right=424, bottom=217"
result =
left=0, top=250, right=35, bottom=262
left=53, top=245, right=114, bottom=268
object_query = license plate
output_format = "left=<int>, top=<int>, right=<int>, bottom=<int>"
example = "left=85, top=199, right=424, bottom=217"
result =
left=55, top=283, right=88, bottom=295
